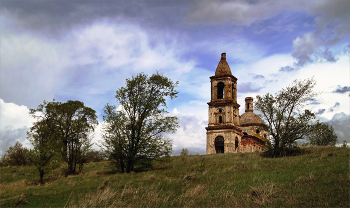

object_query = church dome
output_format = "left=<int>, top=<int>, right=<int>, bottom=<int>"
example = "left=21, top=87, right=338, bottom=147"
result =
left=215, top=53, right=232, bottom=76
left=240, top=111, right=264, bottom=126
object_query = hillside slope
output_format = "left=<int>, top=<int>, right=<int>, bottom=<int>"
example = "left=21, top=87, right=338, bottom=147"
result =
left=1, top=146, right=349, bottom=207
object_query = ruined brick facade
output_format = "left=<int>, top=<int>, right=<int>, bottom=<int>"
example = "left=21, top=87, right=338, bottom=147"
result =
left=205, top=53, right=268, bottom=154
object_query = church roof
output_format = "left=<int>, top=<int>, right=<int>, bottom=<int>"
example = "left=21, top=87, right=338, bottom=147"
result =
left=240, top=111, right=264, bottom=126
left=215, top=53, right=232, bottom=76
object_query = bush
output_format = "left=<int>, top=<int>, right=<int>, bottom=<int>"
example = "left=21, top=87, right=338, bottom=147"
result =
left=341, top=140, right=349, bottom=148
left=262, top=141, right=304, bottom=158
left=84, top=150, right=105, bottom=163
left=307, top=121, right=338, bottom=146
left=0, top=141, right=31, bottom=166
left=180, top=148, right=189, bottom=156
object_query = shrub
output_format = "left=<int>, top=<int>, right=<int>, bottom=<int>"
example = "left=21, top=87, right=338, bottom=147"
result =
left=180, top=148, right=189, bottom=156
left=0, top=141, right=31, bottom=166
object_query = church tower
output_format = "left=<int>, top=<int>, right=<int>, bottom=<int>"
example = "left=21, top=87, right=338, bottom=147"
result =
left=205, top=53, right=243, bottom=154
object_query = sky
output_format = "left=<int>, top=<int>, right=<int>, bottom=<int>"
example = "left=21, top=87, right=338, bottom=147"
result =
left=0, top=0, right=349, bottom=155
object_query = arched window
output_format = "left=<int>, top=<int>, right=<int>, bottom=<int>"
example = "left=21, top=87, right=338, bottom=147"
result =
left=219, top=116, right=222, bottom=123
left=256, top=129, right=260, bottom=134
left=243, top=132, right=248, bottom=136
left=215, top=136, right=224, bottom=153
left=232, top=84, right=234, bottom=99
left=235, top=137, right=239, bottom=150
left=217, top=82, right=224, bottom=99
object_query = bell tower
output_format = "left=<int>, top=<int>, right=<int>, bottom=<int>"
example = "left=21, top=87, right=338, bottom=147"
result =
left=205, top=53, right=243, bottom=154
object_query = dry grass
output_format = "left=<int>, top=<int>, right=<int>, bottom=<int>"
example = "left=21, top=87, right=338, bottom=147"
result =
left=1, top=146, right=349, bottom=207
left=295, top=173, right=316, bottom=185
left=183, top=184, right=207, bottom=197
left=68, top=187, right=117, bottom=208
left=249, top=182, right=278, bottom=205
left=0, top=179, right=28, bottom=195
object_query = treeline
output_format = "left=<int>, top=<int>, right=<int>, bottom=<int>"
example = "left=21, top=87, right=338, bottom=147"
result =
left=1, top=71, right=179, bottom=184
left=0, top=141, right=104, bottom=167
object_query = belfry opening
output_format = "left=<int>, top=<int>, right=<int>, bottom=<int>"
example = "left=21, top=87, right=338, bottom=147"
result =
left=217, top=82, right=224, bottom=99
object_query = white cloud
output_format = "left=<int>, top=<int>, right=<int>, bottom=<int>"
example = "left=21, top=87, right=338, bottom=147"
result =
left=169, top=114, right=207, bottom=155
left=0, top=99, right=34, bottom=155
left=0, top=33, right=69, bottom=108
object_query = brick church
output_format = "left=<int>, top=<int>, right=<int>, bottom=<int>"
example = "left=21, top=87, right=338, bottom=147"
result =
left=205, top=53, right=268, bottom=154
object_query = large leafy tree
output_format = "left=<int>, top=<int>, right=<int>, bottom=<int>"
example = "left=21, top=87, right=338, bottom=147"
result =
left=307, top=121, right=338, bottom=146
left=102, top=72, right=179, bottom=173
left=28, top=100, right=98, bottom=175
left=255, top=78, right=318, bottom=157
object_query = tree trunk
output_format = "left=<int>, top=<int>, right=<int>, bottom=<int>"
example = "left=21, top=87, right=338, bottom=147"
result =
left=40, top=169, right=44, bottom=184
left=120, top=160, right=125, bottom=173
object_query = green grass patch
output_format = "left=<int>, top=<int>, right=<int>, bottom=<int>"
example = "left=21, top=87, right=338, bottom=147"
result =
left=1, top=146, right=349, bottom=207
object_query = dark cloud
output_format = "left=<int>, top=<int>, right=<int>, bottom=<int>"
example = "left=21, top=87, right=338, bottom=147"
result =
left=326, top=112, right=350, bottom=144
left=321, top=48, right=338, bottom=62
left=328, top=102, right=340, bottom=112
left=309, top=100, right=321, bottom=105
left=0, top=126, right=28, bottom=155
left=333, top=85, right=350, bottom=94
left=238, top=82, right=264, bottom=93
left=315, top=109, right=326, bottom=115
left=0, top=0, right=189, bottom=38
left=279, top=65, right=297, bottom=72
left=253, top=74, right=265, bottom=79
left=344, top=44, right=350, bottom=54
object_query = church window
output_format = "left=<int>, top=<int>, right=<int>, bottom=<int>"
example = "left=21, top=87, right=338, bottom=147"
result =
left=217, top=82, right=224, bottom=99
left=219, top=116, right=222, bottom=123
left=256, top=129, right=260, bottom=134
left=219, top=109, right=222, bottom=113
left=232, top=84, right=235, bottom=98
left=243, top=132, right=248, bottom=135
left=235, top=137, right=238, bottom=150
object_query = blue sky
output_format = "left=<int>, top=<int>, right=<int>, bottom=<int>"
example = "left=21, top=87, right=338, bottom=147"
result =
left=1, top=0, right=349, bottom=155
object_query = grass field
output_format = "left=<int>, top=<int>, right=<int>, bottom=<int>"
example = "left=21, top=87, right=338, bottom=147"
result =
left=1, top=146, right=349, bottom=207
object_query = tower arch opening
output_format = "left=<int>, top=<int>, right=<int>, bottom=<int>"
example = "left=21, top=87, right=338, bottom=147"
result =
left=217, top=82, right=224, bottom=99
left=215, top=136, right=224, bottom=153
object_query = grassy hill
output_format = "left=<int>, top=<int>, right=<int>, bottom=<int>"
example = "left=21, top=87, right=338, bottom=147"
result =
left=1, top=146, right=349, bottom=207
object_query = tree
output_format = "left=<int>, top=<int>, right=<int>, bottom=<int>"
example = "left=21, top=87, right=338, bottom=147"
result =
left=255, top=78, right=318, bottom=157
left=307, top=121, right=338, bottom=146
left=101, top=72, right=179, bottom=173
left=29, top=100, right=98, bottom=175
left=27, top=119, right=61, bottom=184
left=180, top=148, right=189, bottom=156
left=0, top=141, right=30, bottom=166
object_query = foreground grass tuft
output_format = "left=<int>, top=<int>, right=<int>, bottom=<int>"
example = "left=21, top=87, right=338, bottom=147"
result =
left=1, top=146, right=349, bottom=207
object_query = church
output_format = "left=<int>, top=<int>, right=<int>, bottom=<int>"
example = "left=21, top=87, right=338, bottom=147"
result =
left=205, top=53, right=268, bottom=154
